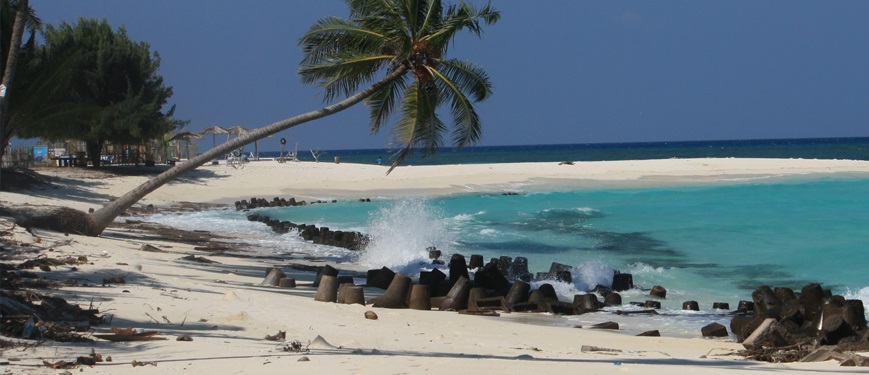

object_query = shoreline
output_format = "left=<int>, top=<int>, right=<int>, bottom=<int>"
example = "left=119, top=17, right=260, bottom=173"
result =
left=3, top=158, right=869, bottom=373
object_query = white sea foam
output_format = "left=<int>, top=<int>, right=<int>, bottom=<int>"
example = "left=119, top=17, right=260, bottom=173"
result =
left=479, top=228, right=497, bottom=236
left=572, top=260, right=614, bottom=291
left=357, top=199, right=455, bottom=271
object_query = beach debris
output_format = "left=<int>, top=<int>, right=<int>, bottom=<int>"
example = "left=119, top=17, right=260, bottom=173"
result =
left=179, top=254, right=219, bottom=264
left=94, top=327, right=166, bottom=342
left=43, top=359, right=75, bottom=369
left=614, top=309, right=659, bottom=315
left=281, top=340, right=308, bottom=353
left=177, top=335, right=193, bottom=341
left=139, top=244, right=165, bottom=253
left=264, top=331, right=286, bottom=341
left=558, top=161, right=575, bottom=165
left=581, top=345, right=623, bottom=354
left=364, top=311, right=378, bottom=320
left=102, top=277, right=125, bottom=284
left=16, top=255, right=89, bottom=270
left=308, top=335, right=338, bottom=349
left=131, top=360, right=158, bottom=367
left=297, top=356, right=310, bottom=362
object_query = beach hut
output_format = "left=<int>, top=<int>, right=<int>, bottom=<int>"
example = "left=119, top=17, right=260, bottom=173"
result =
left=169, top=130, right=202, bottom=160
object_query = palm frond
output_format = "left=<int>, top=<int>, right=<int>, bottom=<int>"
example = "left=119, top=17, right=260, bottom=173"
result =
left=300, top=54, right=393, bottom=101
left=299, top=17, right=387, bottom=65
left=367, top=69, right=409, bottom=134
left=429, top=65, right=481, bottom=148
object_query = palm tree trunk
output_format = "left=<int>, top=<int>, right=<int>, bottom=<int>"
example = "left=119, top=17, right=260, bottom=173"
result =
left=84, top=65, right=409, bottom=236
left=0, top=0, right=30, bottom=163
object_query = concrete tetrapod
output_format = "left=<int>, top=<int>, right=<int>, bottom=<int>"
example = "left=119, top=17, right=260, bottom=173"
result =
left=440, top=276, right=472, bottom=311
left=314, top=275, right=339, bottom=303
left=372, top=274, right=412, bottom=308
left=409, top=284, right=432, bottom=310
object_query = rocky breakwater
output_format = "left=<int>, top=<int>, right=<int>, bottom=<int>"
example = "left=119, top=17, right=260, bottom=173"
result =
left=247, top=212, right=368, bottom=251
left=729, top=283, right=869, bottom=365
left=240, top=196, right=371, bottom=251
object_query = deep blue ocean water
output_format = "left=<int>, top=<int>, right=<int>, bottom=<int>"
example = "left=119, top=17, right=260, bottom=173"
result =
left=152, top=137, right=869, bottom=336
left=259, top=136, right=869, bottom=165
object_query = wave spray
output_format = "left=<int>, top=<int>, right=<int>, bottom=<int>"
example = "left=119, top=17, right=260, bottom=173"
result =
left=358, top=199, right=454, bottom=272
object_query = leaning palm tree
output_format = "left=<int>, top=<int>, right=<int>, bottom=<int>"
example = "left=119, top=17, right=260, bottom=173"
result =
left=3, top=0, right=499, bottom=236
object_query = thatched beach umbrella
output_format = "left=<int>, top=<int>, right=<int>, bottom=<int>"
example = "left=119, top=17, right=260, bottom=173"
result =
left=199, top=125, right=229, bottom=149
left=170, top=130, right=203, bottom=160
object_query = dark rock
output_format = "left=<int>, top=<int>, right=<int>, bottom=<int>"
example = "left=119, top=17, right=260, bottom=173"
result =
left=843, top=299, right=867, bottom=330
left=737, top=300, right=755, bottom=313
left=536, top=284, right=559, bottom=303
left=505, top=280, right=531, bottom=307
left=612, top=272, right=634, bottom=292
left=649, top=285, right=667, bottom=299
left=448, top=254, right=469, bottom=283
left=372, top=274, right=412, bottom=309
left=822, top=315, right=855, bottom=346
left=553, top=270, right=572, bottom=283
left=644, top=300, right=661, bottom=309
left=701, top=322, right=729, bottom=337
left=474, top=262, right=512, bottom=296
left=637, top=330, right=661, bottom=337
left=800, top=283, right=826, bottom=325
left=682, top=301, right=699, bottom=311
left=712, top=302, right=730, bottom=310
left=468, top=254, right=484, bottom=269
left=573, top=294, right=601, bottom=311
left=752, top=285, right=783, bottom=318
left=366, top=267, right=396, bottom=290
left=603, top=293, right=622, bottom=307
left=418, top=269, right=447, bottom=296
left=548, top=301, right=577, bottom=315
left=775, top=287, right=797, bottom=303
left=510, top=257, right=530, bottom=280
left=427, top=247, right=442, bottom=260
left=440, top=276, right=472, bottom=311
left=313, top=265, right=339, bottom=288
left=475, top=296, right=508, bottom=311
left=591, top=321, right=619, bottom=330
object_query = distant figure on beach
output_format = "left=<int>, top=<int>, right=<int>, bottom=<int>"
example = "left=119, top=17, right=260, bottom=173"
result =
left=377, top=156, right=382, bottom=165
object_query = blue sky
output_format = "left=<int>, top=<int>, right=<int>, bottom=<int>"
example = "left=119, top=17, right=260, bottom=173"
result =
left=25, top=0, right=869, bottom=152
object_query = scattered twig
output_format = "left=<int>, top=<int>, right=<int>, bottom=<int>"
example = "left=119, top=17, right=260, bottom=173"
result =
left=145, top=312, right=161, bottom=324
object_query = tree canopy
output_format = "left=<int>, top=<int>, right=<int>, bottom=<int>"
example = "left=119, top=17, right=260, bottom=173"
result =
left=12, top=17, right=176, bottom=166
left=299, top=0, right=499, bottom=169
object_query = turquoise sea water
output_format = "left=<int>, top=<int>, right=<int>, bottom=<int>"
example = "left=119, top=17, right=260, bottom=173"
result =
left=148, top=137, right=869, bottom=336
left=256, top=176, right=869, bottom=305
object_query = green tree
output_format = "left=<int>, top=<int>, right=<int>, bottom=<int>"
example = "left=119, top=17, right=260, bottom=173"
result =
left=4, top=0, right=499, bottom=236
left=0, top=0, right=39, bottom=162
left=15, top=18, right=176, bottom=167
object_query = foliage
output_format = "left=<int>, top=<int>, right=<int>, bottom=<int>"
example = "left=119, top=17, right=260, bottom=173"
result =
left=299, top=0, right=499, bottom=169
left=13, top=17, right=177, bottom=165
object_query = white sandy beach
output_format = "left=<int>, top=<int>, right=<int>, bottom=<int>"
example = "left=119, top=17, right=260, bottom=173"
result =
left=3, top=158, right=869, bottom=374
